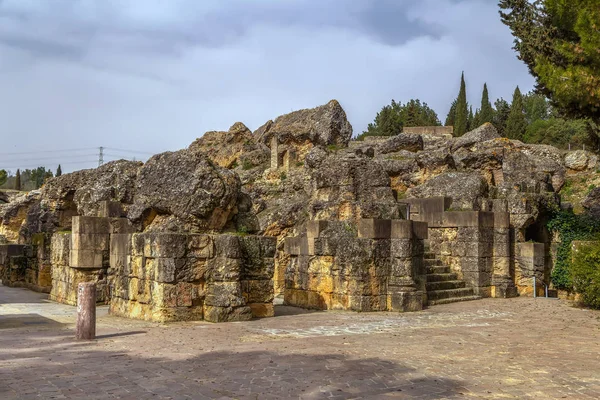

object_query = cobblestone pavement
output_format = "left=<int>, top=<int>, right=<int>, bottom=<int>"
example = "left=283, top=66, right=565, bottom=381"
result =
left=1, top=285, right=600, bottom=399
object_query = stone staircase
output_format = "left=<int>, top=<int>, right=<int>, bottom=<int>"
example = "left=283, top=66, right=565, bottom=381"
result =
left=424, top=252, right=481, bottom=306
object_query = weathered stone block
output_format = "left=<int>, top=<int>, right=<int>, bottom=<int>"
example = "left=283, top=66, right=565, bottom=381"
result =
left=72, top=216, right=110, bottom=234
left=140, top=233, right=188, bottom=258
left=176, top=257, right=208, bottom=282
left=358, top=219, right=391, bottom=239
left=51, top=233, right=71, bottom=267
left=390, top=239, right=412, bottom=258
left=203, top=305, right=253, bottom=323
left=390, top=258, right=412, bottom=277
left=70, top=249, right=103, bottom=269
left=71, top=233, right=110, bottom=251
left=206, top=257, right=242, bottom=282
left=242, top=279, right=274, bottom=303
left=187, top=235, right=214, bottom=259
left=214, top=235, right=242, bottom=258
left=205, top=282, right=245, bottom=307
left=387, top=290, right=423, bottom=312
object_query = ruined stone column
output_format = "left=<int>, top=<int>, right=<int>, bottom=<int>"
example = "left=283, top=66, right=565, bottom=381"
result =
left=76, top=282, right=96, bottom=340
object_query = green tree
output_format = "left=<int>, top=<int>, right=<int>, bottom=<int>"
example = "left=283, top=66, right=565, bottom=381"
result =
left=29, top=167, right=53, bottom=189
left=0, top=170, right=7, bottom=187
left=505, top=86, right=527, bottom=140
left=357, top=99, right=440, bottom=140
left=493, top=98, right=511, bottom=135
left=473, top=109, right=481, bottom=129
left=445, top=99, right=457, bottom=127
left=15, top=169, right=21, bottom=191
left=479, top=83, right=495, bottom=125
left=56, top=164, right=63, bottom=177
left=523, top=91, right=551, bottom=124
left=499, top=0, right=600, bottom=124
left=454, top=72, right=469, bottom=136
left=467, top=106, right=475, bottom=131
left=401, top=99, right=441, bottom=127
left=524, top=118, right=591, bottom=148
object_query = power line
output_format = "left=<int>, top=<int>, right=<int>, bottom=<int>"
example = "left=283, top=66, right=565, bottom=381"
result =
left=0, top=154, right=98, bottom=163
left=103, top=147, right=156, bottom=155
left=0, top=147, right=97, bottom=156
left=0, top=160, right=98, bottom=170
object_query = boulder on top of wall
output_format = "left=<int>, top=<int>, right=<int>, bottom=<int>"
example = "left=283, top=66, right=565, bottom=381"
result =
left=188, top=122, right=270, bottom=171
left=255, top=100, right=353, bottom=148
left=377, top=133, right=424, bottom=154
left=406, top=171, right=489, bottom=210
left=451, top=123, right=500, bottom=152
left=42, top=160, right=142, bottom=218
left=128, top=149, right=241, bottom=232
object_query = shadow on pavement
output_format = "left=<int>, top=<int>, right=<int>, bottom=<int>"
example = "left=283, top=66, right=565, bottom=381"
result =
left=95, top=330, right=147, bottom=339
left=0, top=329, right=465, bottom=400
left=0, top=313, right=65, bottom=329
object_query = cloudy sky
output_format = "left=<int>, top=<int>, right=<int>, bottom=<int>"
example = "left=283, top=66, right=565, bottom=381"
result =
left=0, top=0, right=535, bottom=172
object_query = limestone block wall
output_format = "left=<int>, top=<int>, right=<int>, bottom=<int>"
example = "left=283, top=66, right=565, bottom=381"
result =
left=49, top=232, right=106, bottom=305
left=109, top=233, right=276, bottom=323
left=426, top=211, right=515, bottom=298
left=0, top=242, right=52, bottom=293
left=515, top=242, right=546, bottom=296
left=283, top=219, right=427, bottom=312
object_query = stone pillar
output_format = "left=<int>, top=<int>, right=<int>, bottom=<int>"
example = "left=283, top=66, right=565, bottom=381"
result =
left=76, top=282, right=96, bottom=340
left=491, top=212, right=517, bottom=298
left=515, top=242, right=545, bottom=296
left=270, top=136, right=280, bottom=169
left=386, top=220, right=426, bottom=312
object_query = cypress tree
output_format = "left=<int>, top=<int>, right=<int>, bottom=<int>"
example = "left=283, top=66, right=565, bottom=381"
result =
left=505, top=86, right=527, bottom=140
left=56, top=164, right=62, bottom=177
left=479, top=83, right=494, bottom=124
left=445, top=99, right=457, bottom=127
left=15, top=169, right=21, bottom=191
left=467, top=106, right=474, bottom=131
left=473, top=109, right=481, bottom=129
left=454, top=72, right=468, bottom=136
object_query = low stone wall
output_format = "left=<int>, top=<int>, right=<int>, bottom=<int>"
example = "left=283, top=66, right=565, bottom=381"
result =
left=284, top=219, right=427, bottom=312
left=0, top=243, right=51, bottom=293
left=46, top=215, right=276, bottom=323
left=403, top=126, right=454, bottom=137
left=109, top=233, right=275, bottom=323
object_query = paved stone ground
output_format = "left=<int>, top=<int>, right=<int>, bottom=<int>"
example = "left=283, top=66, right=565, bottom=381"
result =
left=1, top=284, right=600, bottom=399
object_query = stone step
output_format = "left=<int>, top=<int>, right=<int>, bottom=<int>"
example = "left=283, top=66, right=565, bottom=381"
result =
left=428, top=295, right=482, bottom=306
left=427, top=288, right=475, bottom=301
left=426, top=280, right=466, bottom=291
left=424, top=259, right=443, bottom=267
left=426, top=273, right=459, bottom=282
left=426, top=265, right=450, bottom=274
left=423, top=252, right=437, bottom=260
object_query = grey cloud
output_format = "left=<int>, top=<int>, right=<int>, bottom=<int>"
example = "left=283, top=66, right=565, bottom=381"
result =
left=0, top=0, right=535, bottom=173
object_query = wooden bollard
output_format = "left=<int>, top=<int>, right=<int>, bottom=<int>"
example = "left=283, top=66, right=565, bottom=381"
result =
left=76, top=282, right=96, bottom=340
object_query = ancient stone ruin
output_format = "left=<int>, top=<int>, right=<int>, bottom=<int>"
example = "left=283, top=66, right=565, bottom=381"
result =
left=1, top=100, right=598, bottom=322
